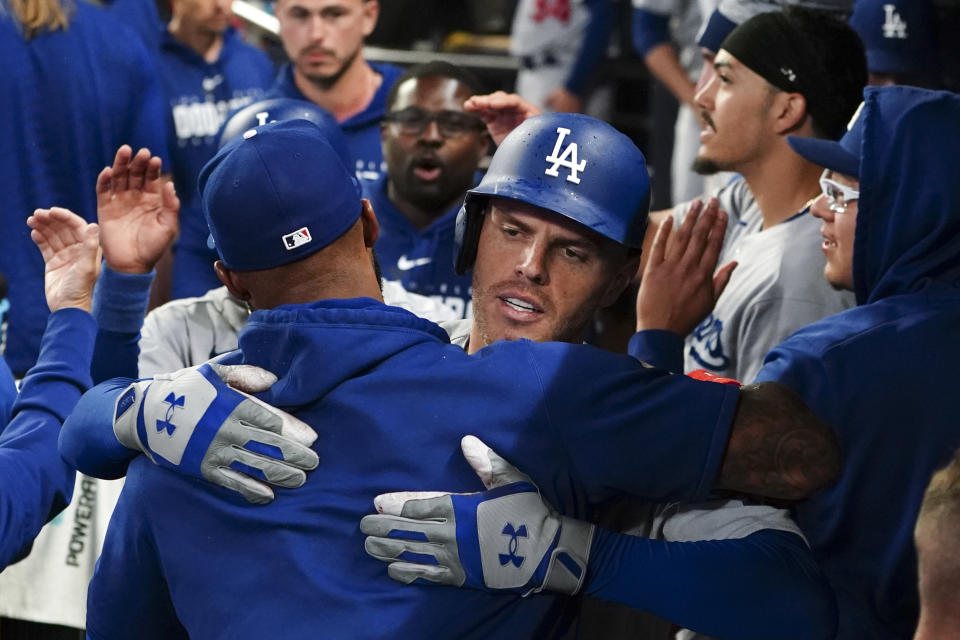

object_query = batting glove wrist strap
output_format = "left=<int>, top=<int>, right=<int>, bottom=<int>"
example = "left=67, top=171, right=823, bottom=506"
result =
left=535, top=516, right=595, bottom=596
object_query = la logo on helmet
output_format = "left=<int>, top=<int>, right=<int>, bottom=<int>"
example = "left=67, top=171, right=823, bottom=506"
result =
left=545, top=127, right=587, bottom=184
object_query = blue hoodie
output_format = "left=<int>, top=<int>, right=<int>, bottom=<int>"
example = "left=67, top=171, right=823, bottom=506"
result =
left=266, top=61, right=404, bottom=182
left=79, top=298, right=739, bottom=639
left=159, top=28, right=275, bottom=298
left=755, top=87, right=960, bottom=639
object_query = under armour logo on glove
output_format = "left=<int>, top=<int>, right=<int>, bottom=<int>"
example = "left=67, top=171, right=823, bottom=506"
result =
left=361, top=436, right=594, bottom=596
left=112, top=363, right=319, bottom=504
left=156, top=392, right=185, bottom=436
left=545, top=127, right=587, bottom=184
left=500, top=523, right=528, bottom=568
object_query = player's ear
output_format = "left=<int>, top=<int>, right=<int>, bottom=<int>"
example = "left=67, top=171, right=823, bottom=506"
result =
left=361, top=0, right=379, bottom=36
left=360, top=199, right=379, bottom=248
left=771, top=91, right=808, bottom=135
left=599, top=250, right=642, bottom=308
left=215, top=261, right=251, bottom=304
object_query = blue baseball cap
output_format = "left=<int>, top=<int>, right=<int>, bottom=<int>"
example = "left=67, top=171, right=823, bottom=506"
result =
left=787, top=99, right=865, bottom=178
left=198, top=119, right=363, bottom=272
left=849, top=0, right=938, bottom=76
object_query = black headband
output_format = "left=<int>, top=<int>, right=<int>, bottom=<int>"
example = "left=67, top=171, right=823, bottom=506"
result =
left=720, top=12, right=838, bottom=138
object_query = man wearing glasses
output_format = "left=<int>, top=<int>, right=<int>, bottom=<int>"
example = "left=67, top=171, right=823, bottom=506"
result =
left=369, top=61, right=490, bottom=319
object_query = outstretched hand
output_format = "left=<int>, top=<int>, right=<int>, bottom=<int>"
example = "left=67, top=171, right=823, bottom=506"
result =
left=27, top=207, right=101, bottom=313
left=464, top=91, right=542, bottom=146
left=636, top=198, right=737, bottom=336
left=96, top=145, right=179, bottom=274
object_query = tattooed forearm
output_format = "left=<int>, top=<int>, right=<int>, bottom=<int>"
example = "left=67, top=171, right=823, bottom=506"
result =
left=716, top=382, right=842, bottom=500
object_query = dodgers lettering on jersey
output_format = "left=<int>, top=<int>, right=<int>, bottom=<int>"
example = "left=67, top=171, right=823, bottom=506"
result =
left=171, top=90, right=263, bottom=146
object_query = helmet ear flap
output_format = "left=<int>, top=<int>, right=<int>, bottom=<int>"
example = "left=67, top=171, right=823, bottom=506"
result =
left=453, top=196, right=487, bottom=275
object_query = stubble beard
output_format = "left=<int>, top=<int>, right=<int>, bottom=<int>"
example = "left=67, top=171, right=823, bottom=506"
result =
left=691, top=155, right=724, bottom=176
left=300, top=43, right=362, bottom=91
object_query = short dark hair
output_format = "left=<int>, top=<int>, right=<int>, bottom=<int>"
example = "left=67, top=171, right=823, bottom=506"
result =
left=385, top=60, right=487, bottom=112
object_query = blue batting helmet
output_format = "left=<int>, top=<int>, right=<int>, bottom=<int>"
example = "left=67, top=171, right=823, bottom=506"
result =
left=453, top=113, right=651, bottom=274
left=218, top=98, right=355, bottom=181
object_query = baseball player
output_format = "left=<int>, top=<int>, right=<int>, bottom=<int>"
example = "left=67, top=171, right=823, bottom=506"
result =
left=265, top=0, right=402, bottom=181
left=0, top=207, right=100, bottom=570
left=369, top=61, right=490, bottom=319
left=0, top=0, right=168, bottom=378
left=633, top=7, right=865, bottom=383
left=160, top=0, right=275, bottom=298
left=63, top=117, right=837, bottom=638
left=509, top=0, right=614, bottom=113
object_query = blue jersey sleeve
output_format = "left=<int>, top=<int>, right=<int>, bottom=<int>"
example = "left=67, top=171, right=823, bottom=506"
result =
left=0, top=308, right=95, bottom=569
left=586, top=528, right=837, bottom=639
left=565, top=0, right=615, bottom=96
left=627, top=329, right=685, bottom=372
left=90, top=266, right=154, bottom=382
left=59, top=377, right=141, bottom=480
left=632, top=7, right=671, bottom=57
left=527, top=341, right=739, bottom=502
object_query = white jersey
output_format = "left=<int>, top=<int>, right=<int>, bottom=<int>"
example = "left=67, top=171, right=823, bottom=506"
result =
left=673, top=177, right=855, bottom=382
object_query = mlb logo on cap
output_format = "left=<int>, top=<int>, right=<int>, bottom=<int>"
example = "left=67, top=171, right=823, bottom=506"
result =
left=284, top=227, right=312, bottom=250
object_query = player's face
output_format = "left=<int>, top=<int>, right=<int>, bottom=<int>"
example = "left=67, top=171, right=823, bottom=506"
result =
left=174, top=0, right=232, bottom=34
left=276, top=0, right=377, bottom=86
left=811, top=171, right=859, bottom=291
left=693, top=49, right=776, bottom=175
left=470, top=199, right=635, bottom=350
left=382, top=77, right=488, bottom=213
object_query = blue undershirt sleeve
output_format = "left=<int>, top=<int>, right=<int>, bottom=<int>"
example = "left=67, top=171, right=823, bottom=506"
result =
left=586, top=527, right=838, bottom=640
left=627, top=329, right=685, bottom=372
left=632, top=8, right=671, bottom=57
left=91, top=265, right=154, bottom=382
left=565, top=0, right=615, bottom=96
left=59, top=377, right=140, bottom=480
left=0, top=308, right=96, bottom=568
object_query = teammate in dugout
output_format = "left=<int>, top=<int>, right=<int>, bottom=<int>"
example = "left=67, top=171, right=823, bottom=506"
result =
left=368, top=61, right=490, bottom=319
left=264, top=0, right=402, bottom=182
left=633, top=7, right=864, bottom=382
left=60, top=117, right=839, bottom=638
left=379, top=86, right=960, bottom=640
left=160, top=0, right=276, bottom=298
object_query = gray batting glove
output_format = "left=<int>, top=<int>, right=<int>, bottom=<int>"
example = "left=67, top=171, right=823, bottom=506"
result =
left=360, top=435, right=594, bottom=596
left=113, top=362, right=318, bottom=504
